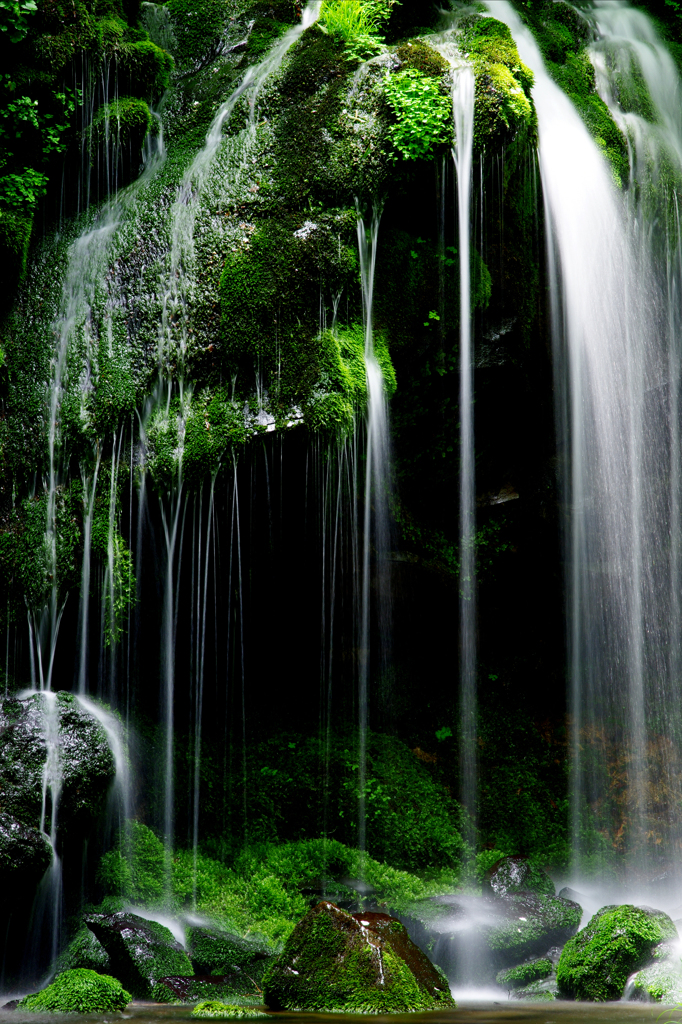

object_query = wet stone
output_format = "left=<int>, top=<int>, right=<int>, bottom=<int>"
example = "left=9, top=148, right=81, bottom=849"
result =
left=84, top=912, right=193, bottom=999
left=262, top=901, right=455, bottom=1013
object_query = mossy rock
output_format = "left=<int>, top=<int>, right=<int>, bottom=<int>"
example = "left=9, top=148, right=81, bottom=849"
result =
left=395, top=39, right=449, bottom=78
left=0, top=811, right=52, bottom=893
left=459, top=15, right=536, bottom=152
left=630, top=955, right=682, bottom=1003
left=263, top=902, right=456, bottom=1012
left=188, top=926, right=271, bottom=977
left=484, top=856, right=555, bottom=897
left=55, top=926, right=112, bottom=976
left=154, top=977, right=266, bottom=1004
left=497, top=957, right=552, bottom=989
left=18, top=968, right=131, bottom=1012
left=0, top=692, right=115, bottom=835
left=401, top=892, right=580, bottom=983
left=557, top=905, right=678, bottom=1001
left=191, top=1003, right=271, bottom=1019
left=84, top=911, right=194, bottom=998
left=97, top=820, right=165, bottom=904
left=89, top=97, right=153, bottom=149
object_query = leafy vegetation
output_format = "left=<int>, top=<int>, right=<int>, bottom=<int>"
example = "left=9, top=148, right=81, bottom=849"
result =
left=383, top=69, right=453, bottom=161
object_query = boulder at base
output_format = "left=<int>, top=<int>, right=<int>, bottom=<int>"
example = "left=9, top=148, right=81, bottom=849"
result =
left=18, top=969, right=131, bottom=1012
left=263, top=902, right=455, bottom=1013
left=400, top=890, right=581, bottom=985
left=557, top=905, right=678, bottom=1001
left=188, top=925, right=271, bottom=980
left=84, top=912, right=193, bottom=998
left=484, top=857, right=555, bottom=898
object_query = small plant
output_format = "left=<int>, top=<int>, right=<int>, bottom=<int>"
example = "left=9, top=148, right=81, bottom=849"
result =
left=383, top=68, right=452, bottom=161
left=19, top=969, right=131, bottom=1013
left=319, top=0, right=396, bottom=62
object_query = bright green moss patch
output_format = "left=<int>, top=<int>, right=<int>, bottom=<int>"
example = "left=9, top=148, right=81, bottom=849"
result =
left=98, top=820, right=165, bottom=903
left=192, top=1003, right=270, bottom=1019
left=89, top=96, right=152, bottom=149
left=459, top=15, right=535, bottom=151
left=557, top=905, right=678, bottom=1001
left=497, top=958, right=552, bottom=988
left=19, top=969, right=131, bottom=1013
left=395, top=39, right=449, bottom=77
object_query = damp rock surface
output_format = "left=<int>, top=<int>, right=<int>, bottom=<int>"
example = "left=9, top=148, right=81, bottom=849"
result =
left=557, top=904, right=678, bottom=1001
left=84, top=912, right=193, bottom=998
left=484, top=856, right=555, bottom=897
left=55, top=926, right=112, bottom=976
left=0, top=692, right=116, bottom=833
left=262, top=901, right=456, bottom=1013
left=188, top=925, right=271, bottom=977
left=0, top=811, right=52, bottom=886
left=399, top=890, right=581, bottom=983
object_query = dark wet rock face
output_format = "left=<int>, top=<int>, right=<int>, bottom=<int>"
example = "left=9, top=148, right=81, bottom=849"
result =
left=0, top=692, right=115, bottom=911
left=399, top=889, right=581, bottom=985
left=84, top=912, right=193, bottom=998
left=262, top=901, right=455, bottom=1013
left=0, top=692, right=115, bottom=833
left=557, top=904, right=678, bottom=1001
left=484, top=856, right=555, bottom=898
left=0, top=811, right=51, bottom=885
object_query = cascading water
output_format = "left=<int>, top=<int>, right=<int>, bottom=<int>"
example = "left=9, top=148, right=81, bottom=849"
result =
left=451, top=66, right=477, bottom=847
left=487, top=0, right=682, bottom=888
left=356, top=206, right=392, bottom=861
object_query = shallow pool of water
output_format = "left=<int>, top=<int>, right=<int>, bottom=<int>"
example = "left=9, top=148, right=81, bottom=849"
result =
left=1, top=1002, right=681, bottom=1024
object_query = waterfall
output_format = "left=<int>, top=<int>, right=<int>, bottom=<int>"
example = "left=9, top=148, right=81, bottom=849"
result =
left=356, top=205, right=392, bottom=861
left=487, top=0, right=679, bottom=881
left=451, top=66, right=477, bottom=846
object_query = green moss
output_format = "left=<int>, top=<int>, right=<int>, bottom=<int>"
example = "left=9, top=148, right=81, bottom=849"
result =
left=459, top=15, right=536, bottom=152
left=510, top=0, right=628, bottom=186
left=84, top=912, right=194, bottom=998
left=497, top=958, right=552, bottom=988
left=98, top=820, right=165, bottom=903
left=19, top=969, right=131, bottom=1013
left=0, top=207, right=32, bottom=295
left=395, top=39, right=449, bottom=77
left=89, top=96, right=152, bottom=149
left=55, top=927, right=111, bottom=976
left=557, top=905, right=678, bottom=1001
left=263, top=902, right=455, bottom=1013
left=116, top=38, right=174, bottom=94
left=631, top=958, right=682, bottom=1003
left=192, top=1003, right=270, bottom=1019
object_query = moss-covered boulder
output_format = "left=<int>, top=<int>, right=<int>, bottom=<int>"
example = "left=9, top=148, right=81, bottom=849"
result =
left=18, top=969, right=131, bottom=1012
left=262, top=902, right=455, bottom=1013
left=484, top=856, right=555, bottom=897
left=55, top=926, right=111, bottom=976
left=0, top=692, right=116, bottom=833
left=153, top=974, right=266, bottom=1004
left=401, top=891, right=580, bottom=983
left=557, top=905, right=678, bottom=1001
left=188, top=926, right=271, bottom=979
left=497, top=957, right=553, bottom=989
left=84, top=912, right=193, bottom=998
left=0, top=812, right=52, bottom=890
left=629, top=956, right=682, bottom=1003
